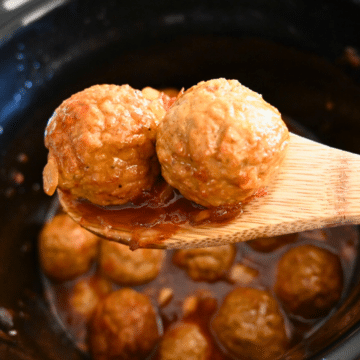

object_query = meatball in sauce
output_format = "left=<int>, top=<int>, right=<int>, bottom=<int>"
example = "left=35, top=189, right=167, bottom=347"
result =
left=38, top=213, right=99, bottom=281
left=274, top=244, right=343, bottom=319
left=159, top=322, right=211, bottom=360
left=90, top=288, right=161, bottom=360
left=69, top=275, right=113, bottom=321
left=173, top=245, right=236, bottom=282
left=99, top=239, right=165, bottom=286
left=212, top=287, right=289, bottom=360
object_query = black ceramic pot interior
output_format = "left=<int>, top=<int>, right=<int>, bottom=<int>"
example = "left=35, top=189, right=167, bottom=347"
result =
left=1, top=0, right=360, bottom=359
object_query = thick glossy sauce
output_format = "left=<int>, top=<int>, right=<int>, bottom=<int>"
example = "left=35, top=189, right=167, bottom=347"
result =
left=63, top=176, right=245, bottom=249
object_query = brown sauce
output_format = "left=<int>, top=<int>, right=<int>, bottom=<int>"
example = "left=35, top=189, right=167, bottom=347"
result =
left=63, top=176, right=244, bottom=249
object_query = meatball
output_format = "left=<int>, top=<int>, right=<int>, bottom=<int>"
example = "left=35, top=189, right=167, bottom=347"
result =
left=212, top=287, right=288, bottom=360
left=156, top=78, right=289, bottom=207
left=43, top=84, right=167, bottom=206
left=173, top=245, right=236, bottom=282
left=90, top=288, right=160, bottom=360
left=99, top=240, right=165, bottom=285
left=38, top=213, right=99, bottom=281
left=69, top=276, right=112, bottom=321
left=274, top=244, right=343, bottom=319
left=159, top=322, right=211, bottom=360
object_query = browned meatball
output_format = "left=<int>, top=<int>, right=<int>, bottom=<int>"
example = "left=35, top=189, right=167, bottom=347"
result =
left=43, top=84, right=168, bottom=206
left=274, top=244, right=343, bottom=319
left=173, top=245, right=236, bottom=282
left=156, top=78, right=289, bottom=207
left=99, top=240, right=165, bottom=285
left=38, top=213, right=99, bottom=281
left=90, top=288, right=160, bottom=360
left=159, top=322, right=211, bottom=360
left=212, top=287, right=288, bottom=360
left=69, top=275, right=112, bottom=321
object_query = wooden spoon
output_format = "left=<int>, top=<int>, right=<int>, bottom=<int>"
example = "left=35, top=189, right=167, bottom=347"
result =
left=58, top=133, right=360, bottom=249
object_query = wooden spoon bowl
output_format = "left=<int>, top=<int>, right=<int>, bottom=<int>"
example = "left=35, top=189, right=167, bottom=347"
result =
left=59, top=133, right=360, bottom=249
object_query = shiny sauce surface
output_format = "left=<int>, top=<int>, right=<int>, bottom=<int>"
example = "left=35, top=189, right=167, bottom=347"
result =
left=64, top=176, right=245, bottom=249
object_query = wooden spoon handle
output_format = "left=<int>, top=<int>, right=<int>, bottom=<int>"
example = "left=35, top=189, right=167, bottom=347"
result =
left=163, top=133, right=360, bottom=248
left=276, top=133, right=360, bottom=227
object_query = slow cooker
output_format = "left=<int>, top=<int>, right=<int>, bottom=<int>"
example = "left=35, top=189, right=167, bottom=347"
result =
left=1, top=0, right=360, bottom=359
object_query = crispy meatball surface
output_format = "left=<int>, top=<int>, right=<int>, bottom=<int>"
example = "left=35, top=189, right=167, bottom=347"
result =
left=159, top=323, right=211, bottom=360
left=156, top=78, right=289, bottom=207
left=212, top=287, right=288, bottom=360
left=90, top=288, right=160, bottom=360
left=38, top=213, right=99, bottom=281
left=99, top=240, right=165, bottom=286
left=274, top=244, right=343, bottom=319
left=44, top=84, right=167, bottom=206
left=173, top=245, right=236, bottom=282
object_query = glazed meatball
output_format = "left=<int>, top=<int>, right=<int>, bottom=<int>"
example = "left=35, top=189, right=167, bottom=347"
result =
left=274, top=244, right=343, bottom=319
left=90, top=288, right=160, bottom=360
left=159, top=323, right=211, bottom=360
left=173, top=245, right=236, bottom=282
left=38, top=213, right=99, bottom=281
left=156, top=78, right=289, bottom=207
left=69, top=276, right=112, bottom=321
left=99, top=240, right=165, bottom=285
left=212, top=287, right=288, bottom=360
left=43, top=84, right=168, bottom=206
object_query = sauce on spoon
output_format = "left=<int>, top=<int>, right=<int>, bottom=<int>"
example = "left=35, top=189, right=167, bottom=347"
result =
left=58, top=176, right=245, bottom=250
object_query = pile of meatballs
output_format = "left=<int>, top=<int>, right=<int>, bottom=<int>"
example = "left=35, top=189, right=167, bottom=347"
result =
left=38, top=211, right=348, bottom=360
